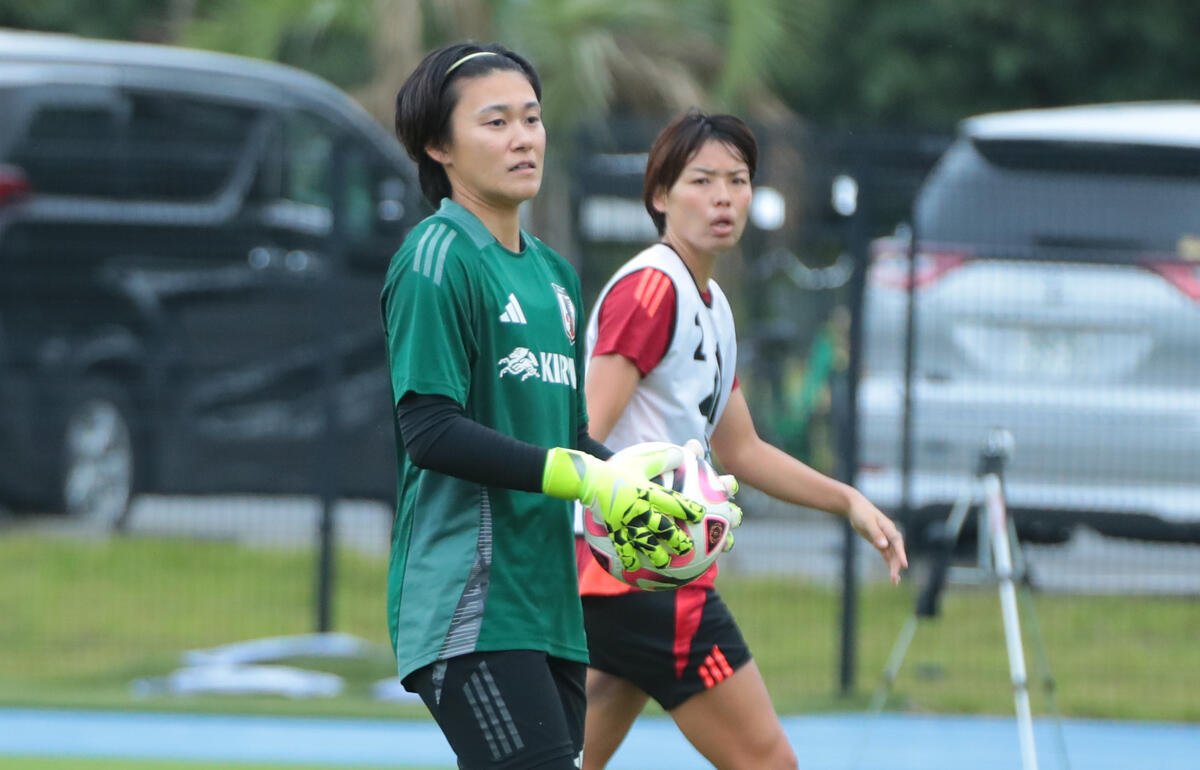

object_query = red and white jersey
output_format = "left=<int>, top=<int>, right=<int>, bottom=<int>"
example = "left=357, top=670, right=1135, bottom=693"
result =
left=576, top=243, right=739, bottom=594
left=585, top=243, right=738, bottom=457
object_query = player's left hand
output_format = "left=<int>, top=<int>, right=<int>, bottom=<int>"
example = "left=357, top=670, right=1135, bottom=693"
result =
left=847, top=491, right=908, bottom=584
left=681, top=438, right=741, bottom=499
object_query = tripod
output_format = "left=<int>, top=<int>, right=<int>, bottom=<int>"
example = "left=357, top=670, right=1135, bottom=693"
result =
left=854, top=429, right=1069, bottom=770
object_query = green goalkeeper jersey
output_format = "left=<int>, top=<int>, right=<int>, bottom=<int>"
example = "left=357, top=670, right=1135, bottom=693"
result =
left=380, top=199, right=589, bottom=680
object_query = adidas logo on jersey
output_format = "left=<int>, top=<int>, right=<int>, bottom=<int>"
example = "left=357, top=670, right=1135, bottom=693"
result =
left=499, top=294, right=527, bottom=324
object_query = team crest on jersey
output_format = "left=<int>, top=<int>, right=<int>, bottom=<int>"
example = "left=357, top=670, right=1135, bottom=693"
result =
left=551, top=283, right=576, bottom=343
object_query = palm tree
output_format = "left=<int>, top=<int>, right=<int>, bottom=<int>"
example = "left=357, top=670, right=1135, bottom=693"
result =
left=166, top=0, right=828, bottom=133
left=421, top=0, right=823, bottom=255
left=173, top=0, right=822, bottom=259
left=421, top=0, right=824, bottom=126
left=180, top=0, right=390, bottom=91
left=350, top=0, right=425, bottom=128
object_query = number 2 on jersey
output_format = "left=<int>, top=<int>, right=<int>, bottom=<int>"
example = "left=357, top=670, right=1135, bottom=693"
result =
left=694, top=312, right=723, bottom=425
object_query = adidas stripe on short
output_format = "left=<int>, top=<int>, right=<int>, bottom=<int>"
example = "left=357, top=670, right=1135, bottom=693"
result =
left=403, top=650, right=585, bottom=769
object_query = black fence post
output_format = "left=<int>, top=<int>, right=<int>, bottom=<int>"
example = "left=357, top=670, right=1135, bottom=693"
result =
left=315, top=144, right=349, bottom=634
left=837, top=161, right=872, bottom=697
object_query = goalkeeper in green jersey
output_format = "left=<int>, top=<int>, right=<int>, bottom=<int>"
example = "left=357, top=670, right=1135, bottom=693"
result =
left=381, top=42, right=712, bottom=768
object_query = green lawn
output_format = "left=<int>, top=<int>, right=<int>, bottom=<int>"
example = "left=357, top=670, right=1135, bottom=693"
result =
left=2, top=533, right=1197, bottom=722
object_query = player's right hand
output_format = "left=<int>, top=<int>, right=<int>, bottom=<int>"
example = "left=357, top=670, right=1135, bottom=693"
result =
left=542, top=446, right=706, bottom=568
left=606, top=515, right=681, bottom=571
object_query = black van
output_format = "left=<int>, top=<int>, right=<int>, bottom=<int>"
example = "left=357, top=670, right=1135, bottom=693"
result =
left=0, top=30, right=423, bottom=528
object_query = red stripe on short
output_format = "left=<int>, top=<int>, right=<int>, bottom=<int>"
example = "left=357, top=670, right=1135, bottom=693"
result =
left=698, top=646, right=734, bottom=690
left=711, top=645, right=734, bottom=678
left=673, top=589, right=707, bottom=680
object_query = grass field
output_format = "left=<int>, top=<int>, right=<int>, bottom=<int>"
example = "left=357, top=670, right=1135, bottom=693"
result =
left=2, top=533, right=1197, bottom=722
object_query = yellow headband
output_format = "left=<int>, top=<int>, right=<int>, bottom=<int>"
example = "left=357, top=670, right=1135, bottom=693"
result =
left=446, top=51, right=501, bottom=76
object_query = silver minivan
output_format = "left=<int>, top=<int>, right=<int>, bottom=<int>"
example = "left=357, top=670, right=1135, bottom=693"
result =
left=858, top=102, right=1200, bottom=544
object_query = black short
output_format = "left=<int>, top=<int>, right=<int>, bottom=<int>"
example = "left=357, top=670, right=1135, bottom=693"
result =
left=403, top=650, right=586, bottom=769
left=582, top=587, right=751, bottom=710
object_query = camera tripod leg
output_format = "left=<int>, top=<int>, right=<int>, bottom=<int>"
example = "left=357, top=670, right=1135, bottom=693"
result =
left=984, top=473, right=1039, bottom=770
left=847, top=615, right=918, bottom=770
left=868, top=614, right=919, bottom=715
left=1010, top=516, right=1071, bottom=770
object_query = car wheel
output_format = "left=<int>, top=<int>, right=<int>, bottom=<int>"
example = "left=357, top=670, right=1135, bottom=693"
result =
left=59, top=381, right=137, bottom=531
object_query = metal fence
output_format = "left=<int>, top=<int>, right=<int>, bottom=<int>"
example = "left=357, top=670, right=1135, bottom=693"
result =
left=846, top=118, right=1200, bottom=725
left=3, top=107, right=1199, bottom=727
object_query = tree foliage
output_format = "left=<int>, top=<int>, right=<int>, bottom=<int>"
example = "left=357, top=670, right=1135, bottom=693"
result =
left=5, top=0, right=1200, bottom=129
left=772, top=0, right=1200, bottom=127
left=420, top=0, right=817, bottom=131
left=0, top=0, right=173, bottom=41
left=181, top=0, right=377, bottom=89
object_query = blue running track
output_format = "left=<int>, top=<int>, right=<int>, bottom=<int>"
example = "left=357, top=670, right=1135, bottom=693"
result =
left=1, top=708, right=1197, bottom=769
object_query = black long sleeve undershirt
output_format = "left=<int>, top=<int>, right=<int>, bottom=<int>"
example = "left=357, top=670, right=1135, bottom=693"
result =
left=394, top=392, right=612, bottom=492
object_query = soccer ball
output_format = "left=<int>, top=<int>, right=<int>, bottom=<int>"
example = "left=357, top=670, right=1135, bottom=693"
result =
left=583, top=441, right=740, bottom=591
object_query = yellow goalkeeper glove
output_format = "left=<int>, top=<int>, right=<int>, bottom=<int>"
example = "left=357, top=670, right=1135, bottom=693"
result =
left=543, top=444, right=705, bottom=570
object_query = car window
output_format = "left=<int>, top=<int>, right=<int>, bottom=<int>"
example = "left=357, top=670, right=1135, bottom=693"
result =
left=915, top=138, right=1200, bottom=260
left=123, top=92, right=258, bottom=200
left=0, top=91, right=16, bottom=149
left=10, top=101, right=122, bottom=196
left=285, top=114, right=334, bottom=209
left=339, top=144, right=414, bottom=265
left=249, top=119, right=285, bottom=201
left=342, top=147, right=376, bottom=243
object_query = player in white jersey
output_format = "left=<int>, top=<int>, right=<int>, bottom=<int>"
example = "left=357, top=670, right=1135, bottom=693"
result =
left=584, top=241, right=738, bottom=452
left=577, top=112, right=909, bottom=770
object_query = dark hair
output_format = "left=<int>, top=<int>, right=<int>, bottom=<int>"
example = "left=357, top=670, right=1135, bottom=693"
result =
left=395, top=42, right=542, bottom=205
left=643, top=111, right=758, bottom=236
